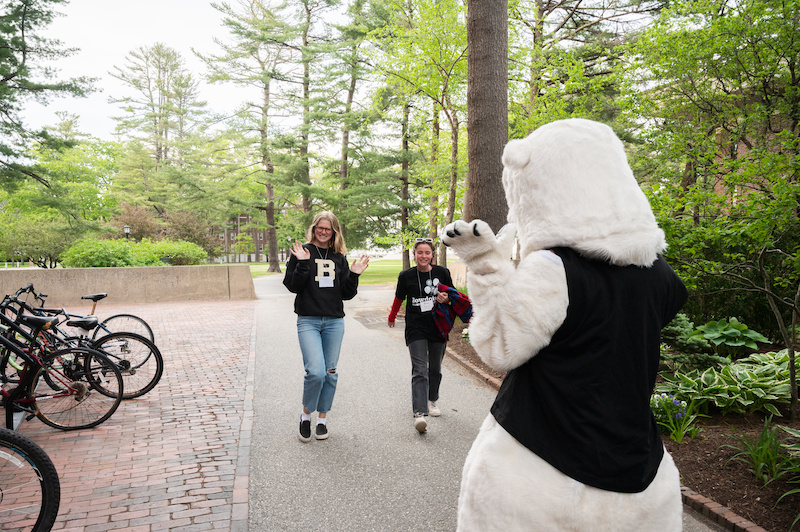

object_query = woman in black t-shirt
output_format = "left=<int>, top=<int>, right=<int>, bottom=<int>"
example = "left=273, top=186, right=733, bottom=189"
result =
left=388, top=238, right=453, bottom=433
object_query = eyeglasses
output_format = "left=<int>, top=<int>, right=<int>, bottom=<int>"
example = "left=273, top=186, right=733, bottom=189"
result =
left=415, top=238, right=433, bottom=243
left=315, top=226, right=334, bottom=233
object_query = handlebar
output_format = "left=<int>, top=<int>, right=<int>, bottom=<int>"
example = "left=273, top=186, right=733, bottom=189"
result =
left=14, top=283, right=33, bottom=297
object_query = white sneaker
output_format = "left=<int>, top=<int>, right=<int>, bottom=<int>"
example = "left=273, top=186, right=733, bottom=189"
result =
left=414, top=414, right=428, bottom=433
left=428, top=401, right=441, bottom=417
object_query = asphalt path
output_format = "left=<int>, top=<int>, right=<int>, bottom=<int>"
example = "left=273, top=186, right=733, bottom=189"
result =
left=249, top=275, right=496, bottom=531
left=248, top=274, right=726, bottom=532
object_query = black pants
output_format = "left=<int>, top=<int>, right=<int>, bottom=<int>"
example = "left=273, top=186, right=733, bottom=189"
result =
left=408, top=339, right=446, bottom=415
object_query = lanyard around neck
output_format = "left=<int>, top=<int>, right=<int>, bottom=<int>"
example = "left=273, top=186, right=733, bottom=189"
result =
left=416, top=267, right=432, bottom=297
left=313, top=244, right=329, bottom=260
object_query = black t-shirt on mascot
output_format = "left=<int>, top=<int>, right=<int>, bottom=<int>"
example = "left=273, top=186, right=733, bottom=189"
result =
left=491, top=247, right=688, bottom=494
left=394, top=265, right=453, bottom=345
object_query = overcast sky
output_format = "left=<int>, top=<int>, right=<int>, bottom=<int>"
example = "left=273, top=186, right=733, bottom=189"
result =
left=23, top=0, right=249, bottom=139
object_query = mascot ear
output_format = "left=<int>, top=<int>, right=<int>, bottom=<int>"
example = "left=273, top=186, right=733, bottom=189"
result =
left=502, top=138, right=531, bottom=170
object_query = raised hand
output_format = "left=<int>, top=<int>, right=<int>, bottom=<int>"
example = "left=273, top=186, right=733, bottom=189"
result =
left=350, top=254, right=370, bottom=274
left=441, top=220, right=516, bottom=275
left=290, top=241, right=310, bottom=260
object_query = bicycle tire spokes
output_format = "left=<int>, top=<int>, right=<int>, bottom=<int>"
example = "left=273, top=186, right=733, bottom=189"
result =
left=92, top=333, right=163, bottom=399
left=33, top=350, right=123, bottom=431
left=0, top=450, right=45, bottom=529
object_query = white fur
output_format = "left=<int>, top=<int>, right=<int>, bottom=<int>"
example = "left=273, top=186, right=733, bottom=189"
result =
left=467, top=249, right=567, bottom=372
left=441, top=118, right=682, bottom=531
left=502, top=118, right=666, bottom=267
left=457, top=416, right=682, bottom=532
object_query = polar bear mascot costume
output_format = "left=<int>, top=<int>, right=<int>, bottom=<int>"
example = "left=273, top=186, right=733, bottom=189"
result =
left=442, top=118, right=688, bottom=532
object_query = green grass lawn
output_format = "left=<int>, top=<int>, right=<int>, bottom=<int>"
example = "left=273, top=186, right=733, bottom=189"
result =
left=245, top=258, right=404, bottom=285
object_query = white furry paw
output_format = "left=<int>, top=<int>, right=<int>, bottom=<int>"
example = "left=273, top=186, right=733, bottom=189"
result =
left=442, top=220, right=516, bottom=274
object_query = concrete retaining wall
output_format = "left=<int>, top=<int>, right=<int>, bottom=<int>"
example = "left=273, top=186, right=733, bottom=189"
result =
left=0, top=265, right=256, bottom=306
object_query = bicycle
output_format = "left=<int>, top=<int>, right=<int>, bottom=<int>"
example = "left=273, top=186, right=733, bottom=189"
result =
left=0, top=312, right=124, bottom=431
left=4, top=285, right=154, bottom=344
left=77, top=293, right=154, bottom=343
left=56, top=318, right=163, bottom=400
left=4, top=287, right=162, bottom=399
left=0, top=427, right=60, bottom=531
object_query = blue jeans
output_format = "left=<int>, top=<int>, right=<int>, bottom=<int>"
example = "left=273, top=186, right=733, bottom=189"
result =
left=408, top=339, right=446, bottom=415
left=297, top=316, right=345, bottom=414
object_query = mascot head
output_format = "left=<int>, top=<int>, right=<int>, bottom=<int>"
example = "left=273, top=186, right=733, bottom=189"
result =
left=502, top=118, right=666, bottom=267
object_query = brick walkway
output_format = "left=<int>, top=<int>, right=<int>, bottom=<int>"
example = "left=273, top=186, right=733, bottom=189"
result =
left=16, top=300, right=257, bottom=532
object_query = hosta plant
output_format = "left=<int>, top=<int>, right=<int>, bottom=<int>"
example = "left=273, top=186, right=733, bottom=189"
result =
left=689, top=317, right=769, bottom=358
left=655, top=350, right=798, bottom=416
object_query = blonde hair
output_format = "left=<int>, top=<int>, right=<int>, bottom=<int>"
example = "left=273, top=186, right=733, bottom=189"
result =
left=306, top=211, right=347, bottom=255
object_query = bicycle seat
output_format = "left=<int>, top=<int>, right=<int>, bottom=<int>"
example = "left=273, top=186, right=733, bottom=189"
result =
left=81, top=293, right=108, bottom=302
left=17, top=314, right=59, bottom=331
left=66, top=316, right=99, bottom=331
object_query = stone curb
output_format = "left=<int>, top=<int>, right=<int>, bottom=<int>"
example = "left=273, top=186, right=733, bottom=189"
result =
left=680, top=487, right=767, bottom=532
left=444, top=346, right=767, bottom=532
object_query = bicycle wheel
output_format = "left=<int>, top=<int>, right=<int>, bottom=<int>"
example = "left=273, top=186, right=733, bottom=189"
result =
left=0, top=427, right=60, bottom=531
left=90, top=332, right=164, bottom=399
left=32, top=348, right=123, bottom=430
left=92, top=314, right=154, bottom=343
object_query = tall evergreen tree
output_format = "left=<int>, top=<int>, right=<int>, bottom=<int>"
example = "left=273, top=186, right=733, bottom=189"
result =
left=110, top=43, right=206, bottom=164
left=202, top=0, right=295, bottom=272
left=508, top=0, right=662, bottom=136
left=369, top=0, right=468, bottom=265
left=288, top=0, right=340, bottom=214
left=0, top=0, right=95, bottom=188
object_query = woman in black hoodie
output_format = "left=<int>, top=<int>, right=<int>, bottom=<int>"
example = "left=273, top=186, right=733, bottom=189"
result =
left=283, top=211, right=369, bottom=442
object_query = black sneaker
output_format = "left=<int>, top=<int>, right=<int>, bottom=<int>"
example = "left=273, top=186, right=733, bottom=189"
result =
left=298, top=419, right=312, bottom=442
left=315, top=423, right=329, bottom=440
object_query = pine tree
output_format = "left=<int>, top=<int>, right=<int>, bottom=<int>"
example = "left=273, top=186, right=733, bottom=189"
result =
left=0, top=0, right=95, bottom=188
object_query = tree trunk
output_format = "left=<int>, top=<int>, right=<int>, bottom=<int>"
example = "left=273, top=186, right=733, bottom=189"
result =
left=402, top=103, right=411, bottom=271
left=429, top=104, right=440, bottom=261
left=300, top=2, right=312, bottom=213
left=266, top=180, right=281, bottom=273
left=441, top=108, right=459, bottom=268
left=464, top=0, right=509, bottom=233
left=339, top=44, right=358, bottom=188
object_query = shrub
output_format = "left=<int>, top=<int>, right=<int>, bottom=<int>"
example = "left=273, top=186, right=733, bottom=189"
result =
left=60, top=238, right=138, bottom=268
left=661, top=313, right=711, bottom=353
left=60, top=238, right=207, bottom=267
left=136, top=239, right=207, bottom=266
left=660, top=348, right=730, bottom=373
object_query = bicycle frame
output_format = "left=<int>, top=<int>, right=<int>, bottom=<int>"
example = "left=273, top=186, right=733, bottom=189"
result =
left=0, top=313, right=99, bottom=430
